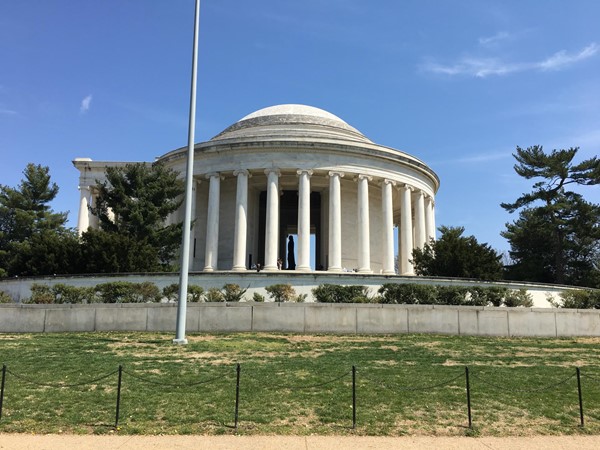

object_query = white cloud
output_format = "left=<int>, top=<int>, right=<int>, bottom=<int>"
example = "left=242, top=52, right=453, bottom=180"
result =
left=538, top=43, right=599, bottom=71
left=479, top=31, right=510, bottom=46
left=422, top=42, right=598, bottom=78
left=80, top=94, right=93, bottom=114
left=0, top=108, right=18, bottom=116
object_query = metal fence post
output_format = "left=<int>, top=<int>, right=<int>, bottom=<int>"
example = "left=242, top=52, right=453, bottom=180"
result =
left=115, top=365, right=123, bottom=429
left=465, top=366, right=472, bottom=429
left=352, top=365, right=356, bottom=430
left=0, top=365, right=6, bottom=420
left=577, top=367, right=584, bottom=427
left=234, top=363, right=241, bottom=430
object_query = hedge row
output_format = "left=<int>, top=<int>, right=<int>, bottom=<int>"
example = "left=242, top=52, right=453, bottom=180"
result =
left=2, top=281, right=596, bottom=308
left=312, top=283, right=534, bottom=307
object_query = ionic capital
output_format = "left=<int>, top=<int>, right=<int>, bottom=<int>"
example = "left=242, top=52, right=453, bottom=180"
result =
left=382, top=179, right=396, bottom=187
left=264, top=168, right=281, bottom=177
left=399, top=183, right=414, bottom=192
left=356, top=174, right=373, bottom=182
left=297, top=169, right=314, bottom=177
left=328, top=171, right=345, bottom=179
left=233, top=169, right=251, bottom=178
left=205, top=172, right=223, bottom=180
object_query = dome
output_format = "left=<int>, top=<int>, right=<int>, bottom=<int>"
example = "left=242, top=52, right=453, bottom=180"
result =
left=210, top=103, right=371, bottom=144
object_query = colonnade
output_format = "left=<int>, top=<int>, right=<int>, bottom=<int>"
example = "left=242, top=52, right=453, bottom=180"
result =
left=199, top=169, right=435, bottom=275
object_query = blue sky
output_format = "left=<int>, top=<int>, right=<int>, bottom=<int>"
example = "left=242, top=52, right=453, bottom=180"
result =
left=1, top=0, right=599, bottom=254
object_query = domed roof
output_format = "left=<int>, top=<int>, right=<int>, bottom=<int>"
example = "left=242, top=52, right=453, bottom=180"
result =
left=210, top=104, right=371, bottom=144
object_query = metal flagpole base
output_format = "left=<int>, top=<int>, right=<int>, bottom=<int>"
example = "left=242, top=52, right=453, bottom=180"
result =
left=173, top=338, right=188, bottom=345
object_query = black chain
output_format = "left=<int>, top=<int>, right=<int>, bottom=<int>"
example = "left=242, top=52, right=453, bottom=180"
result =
left=122, top=369, right=228, bottom=388
left=6, top=368, right=118, bottom=389
left=470, top=371, right=576, bottom=394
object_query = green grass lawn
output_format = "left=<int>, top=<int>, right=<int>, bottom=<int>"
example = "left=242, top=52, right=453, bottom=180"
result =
left=1, top=332, right=600, bottom=436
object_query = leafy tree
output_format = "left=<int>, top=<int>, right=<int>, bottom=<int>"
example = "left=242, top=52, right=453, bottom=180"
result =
left=82, top=163, right=184, bottom=272
left=501, top=146, right=600, bottom=286
left=0, top=164, right=79, bottom=276
left=412, top=225, right=503, bottom=280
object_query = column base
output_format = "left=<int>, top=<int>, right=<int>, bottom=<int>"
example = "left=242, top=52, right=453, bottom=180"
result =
left=231, top=266, right=247, bottom=272
left=296, top=266, right=311, bottom=272
left=382, top=270, right=396, bottom=275
left=262, top=265, right=278, bottom=272
left=327, top=267, right=342, bottom=273
left=357, top=268, right=373, bottom=274
left=203, top=267, right=214, bottom=272
left=401, top=271, right=415, bottom=276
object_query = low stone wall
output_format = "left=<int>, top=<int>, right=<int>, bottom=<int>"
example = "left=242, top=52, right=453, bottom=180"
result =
left=0, top=271, right=577, bottom=307
left=1, top=303, right=599, bottom=337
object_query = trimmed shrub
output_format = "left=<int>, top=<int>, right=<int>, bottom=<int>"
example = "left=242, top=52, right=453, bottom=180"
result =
left=205, top=287, right=224, bottom=302
left=223, top=284, right=247, bottom=302
left=27, top=284, right=54, bottom=304
left=378, top=283, right=437, bottom=304
left=469, top=286, right=506, bottom=307
left=553, top=289, right=600, bottom=309
left=94, top=281, right=160, bottom=303
left=436, top=286, right=470, bottom=305
left=162, top=283, right=179, bottom=302
left=503, top=289, right=533, bottom=307
left=312, top=284, right=370, bottom=303
left=0, top=290, right=14, bottom=303
left=51, top=284, right=95, bottom=304
left=162, top=283, right=205, bottom=302
left=265, top=284, right=296, bottom=302
left=252, top=292, right=265, bottom=302
left=188, top=285, right=204, bottom=303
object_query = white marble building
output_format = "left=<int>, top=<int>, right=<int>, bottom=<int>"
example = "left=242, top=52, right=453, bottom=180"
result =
left=74, top=104, right=439, bottom=275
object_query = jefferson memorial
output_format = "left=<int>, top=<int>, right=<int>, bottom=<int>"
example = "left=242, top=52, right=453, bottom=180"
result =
left=74, top=104, right=439, bottom=276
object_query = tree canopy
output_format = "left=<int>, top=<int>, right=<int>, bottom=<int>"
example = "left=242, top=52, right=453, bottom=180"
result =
left=501, top=146, right=600, bottom=287
left=412, top=225, right=504, bottom=280
left=82, top=162, right=185, bottom=272
left=0, top=164, right=79, bottom=276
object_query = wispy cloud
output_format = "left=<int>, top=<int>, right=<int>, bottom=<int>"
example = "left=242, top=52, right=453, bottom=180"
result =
left=538, top=43, right=599, bottom=71
left=422, top=42, right=598, bottom=78
left=0, top=108, right=18, bottom=116
left=80, top=94, right=93, bottom=114
left=479, top=31, right=510, bottom=46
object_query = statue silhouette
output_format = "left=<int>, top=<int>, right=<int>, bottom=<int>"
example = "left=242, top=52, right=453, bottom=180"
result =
left=287, top=235, right=296, bottom=270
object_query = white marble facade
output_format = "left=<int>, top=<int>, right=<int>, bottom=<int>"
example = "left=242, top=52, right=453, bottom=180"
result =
left=73, top=104, right=439, bottom=275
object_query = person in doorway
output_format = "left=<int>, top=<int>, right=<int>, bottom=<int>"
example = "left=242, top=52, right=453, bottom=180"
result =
left=287, top=235, right=296, bottom=270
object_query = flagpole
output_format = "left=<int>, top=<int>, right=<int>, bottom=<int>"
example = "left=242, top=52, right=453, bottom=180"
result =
left=174, top=0, right=200, bottom=345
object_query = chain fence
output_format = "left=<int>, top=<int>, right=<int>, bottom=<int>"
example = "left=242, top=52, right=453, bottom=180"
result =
left=0, top=363, right=598, bottom=431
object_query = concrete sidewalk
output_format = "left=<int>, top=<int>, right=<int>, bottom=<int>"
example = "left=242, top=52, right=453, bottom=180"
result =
left=2, top=435, right=600, bottom=449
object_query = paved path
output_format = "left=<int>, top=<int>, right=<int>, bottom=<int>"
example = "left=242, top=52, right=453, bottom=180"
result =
left=2, top=435, right=600, bottom=449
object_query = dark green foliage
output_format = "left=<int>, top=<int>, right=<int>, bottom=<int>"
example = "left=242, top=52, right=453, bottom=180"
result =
left=205, top=287, right=225, bottom=302
left=188, top=285, right=204, bottom=302
left=436, top=286, right=470, bottom=305
left=252, top=292, right=265, bottom=302
left=412, top=226, right=503, bottom=280
left=312, top=284, right=371, bottom=303
left=378, top=283, right=437, bottom=304
left=0, top=164, right=79, bottom=276
left=82, top=163, right=185, bottom=272
left=51, top=283, right=95, bottom=304
left=553, top=289, right=600, bottom=309
left=26, top=284, right=55, bottom=304
left=469, top=287, right=507, bottom=307
left=502, top=146, right=600, bottom=287
left=94, top=281, right=161, bottom=303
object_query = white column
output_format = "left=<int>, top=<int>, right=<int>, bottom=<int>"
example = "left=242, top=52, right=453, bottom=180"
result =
left=77, top=185, right=90, bottom=236
left=328, top=171, right=344, bottom=272
left=204, top=173, right=221, bottom=272
left=188, top=180, right=198, bottom=268
left=381, top=179, right=396, bottom=275
left=414, top=189, right=426, bottom=249
left=263, top=168, right=280, bottom=271
left=425, top=195, right=436, bottom=242
left=400, top=184, right=414, bottom=275
left=357, top=174, right=372, bottom=273
left=232, top=170, right=249, bottom=271
left=296, top=169, right=312, bottom=272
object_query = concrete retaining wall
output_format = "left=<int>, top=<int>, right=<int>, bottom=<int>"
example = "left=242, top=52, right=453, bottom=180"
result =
left=1, top=303, right=599, bottom=337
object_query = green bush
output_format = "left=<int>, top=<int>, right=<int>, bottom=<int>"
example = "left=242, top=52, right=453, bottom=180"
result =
left=131, top=281, right=161, bottom=303
left=94, top=281, right=160, bottom=303
left=188, top=285, right=204, bottom=302
left=51, top=284, right=95, bottom=304
left=378, top=283, right=438, bottom=304
left=436, top=286, right=470, bottom=305
left=469, top=286, right=507, bottom=307
left=205, top=287, right=224, bottom=302
left=222, top=284, right=247, bottom=302
left=27, top=284, right=54, bottom=304
left=503, top=289, right=533, bottom=307
left=265, top=284, right=296, bottom=302
left=553, top=289, right=600, bottom=309
left=252, top=292, right=265, bottom=302
left=312, top=284, right=370, bottom=303
left=0, top=290, right=14, bottom=303
left=162, top=283, right=179, bottom=302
